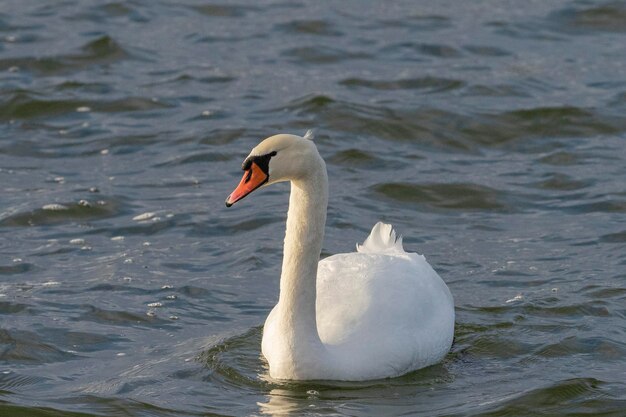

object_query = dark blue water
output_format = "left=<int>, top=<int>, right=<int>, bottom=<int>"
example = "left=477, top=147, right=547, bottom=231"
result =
left=1, top=1, right=625, bottom=416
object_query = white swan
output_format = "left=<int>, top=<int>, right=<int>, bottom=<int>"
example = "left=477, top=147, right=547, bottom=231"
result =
left=225, top=131, right=454, bottom=381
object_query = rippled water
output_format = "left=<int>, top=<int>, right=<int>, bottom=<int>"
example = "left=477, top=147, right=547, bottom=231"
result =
left=1, top=1, right=626, bottom=416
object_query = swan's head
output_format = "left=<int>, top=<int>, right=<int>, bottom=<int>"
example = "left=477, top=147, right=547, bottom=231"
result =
left=225, top=131, right=320, bottom=207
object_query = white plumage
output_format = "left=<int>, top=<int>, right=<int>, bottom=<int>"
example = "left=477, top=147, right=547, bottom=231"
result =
left=226, top=132, right=454, bottom=381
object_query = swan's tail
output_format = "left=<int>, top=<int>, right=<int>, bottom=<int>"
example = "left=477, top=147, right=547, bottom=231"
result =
left=357, top=222, right=405, bottom=254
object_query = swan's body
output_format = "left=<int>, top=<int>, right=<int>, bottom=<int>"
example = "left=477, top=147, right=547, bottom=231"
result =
left=226, top=132, right=454, bottom=381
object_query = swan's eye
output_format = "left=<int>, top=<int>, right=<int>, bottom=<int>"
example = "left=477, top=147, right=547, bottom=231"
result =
left=241, top=151, right=277, bottom=175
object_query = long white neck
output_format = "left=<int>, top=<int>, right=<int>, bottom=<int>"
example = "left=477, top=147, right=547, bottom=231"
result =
left=276, top=158, right=328, bottom=351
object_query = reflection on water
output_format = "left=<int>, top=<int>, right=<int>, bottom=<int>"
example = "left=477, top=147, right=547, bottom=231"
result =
left=261, top=389, right=326, bottom=417
left=1, top=0, right=626, bottom=415
left=260, top=390, right=296, bottom=417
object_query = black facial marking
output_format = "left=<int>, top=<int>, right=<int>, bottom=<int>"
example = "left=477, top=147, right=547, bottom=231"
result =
left=242, top=151, right=277, bottom=175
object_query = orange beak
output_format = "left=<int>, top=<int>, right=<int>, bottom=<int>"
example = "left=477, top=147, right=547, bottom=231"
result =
left=225, top=162, right=269, bottom=207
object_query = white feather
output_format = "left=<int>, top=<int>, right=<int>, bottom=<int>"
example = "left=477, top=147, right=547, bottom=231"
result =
left=357, top=222, right=404, bottom=254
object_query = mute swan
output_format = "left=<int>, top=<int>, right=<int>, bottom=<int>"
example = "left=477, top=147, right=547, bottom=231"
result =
left=225, top=131, right=454, bottom=381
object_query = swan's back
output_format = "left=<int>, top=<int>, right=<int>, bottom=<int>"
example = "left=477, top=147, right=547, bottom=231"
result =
left=315, top=223, right=454, bottom=379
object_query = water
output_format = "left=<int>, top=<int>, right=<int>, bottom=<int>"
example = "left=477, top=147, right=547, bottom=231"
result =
left=1, top=0, right=625, bottom=415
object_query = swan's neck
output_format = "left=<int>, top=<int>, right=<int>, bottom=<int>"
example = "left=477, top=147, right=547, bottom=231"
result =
left=277, top=162, right=328, bottom=347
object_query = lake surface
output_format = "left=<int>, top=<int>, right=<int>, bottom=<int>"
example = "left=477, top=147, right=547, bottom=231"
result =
left=1, top=1, right=625, bottom=416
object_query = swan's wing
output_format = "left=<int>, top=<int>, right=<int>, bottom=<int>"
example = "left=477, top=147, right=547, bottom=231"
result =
left=316, top=252, right=453, bottom=344
left=312, top=223, right=454, bottom=377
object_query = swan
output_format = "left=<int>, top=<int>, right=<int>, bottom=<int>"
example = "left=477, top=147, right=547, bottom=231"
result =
left=225, top=131, right=454, bottom=381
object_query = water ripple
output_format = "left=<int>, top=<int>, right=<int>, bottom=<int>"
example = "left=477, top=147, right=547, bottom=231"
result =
left=548, top=2, right=626, bottom=34
left=0, top=329, right=79, bottom=364
left=482, top=378, right=626, bottom=416
left=275, top=20, right=344, bottom=37
left=0, top=35, right=131, bottom=76
left=282, top=46, right=371, bottom=64
left=0, top=197, right=123, bottom=227
left=372, top=182, right=512, bottom=212
left=340, top=76, right=464, bottom=93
